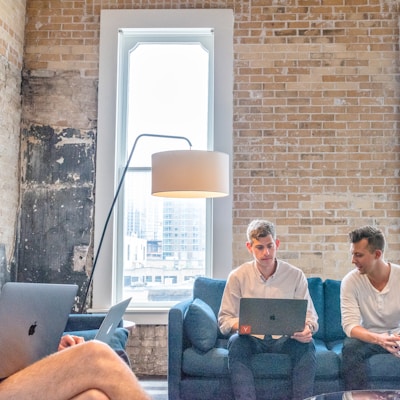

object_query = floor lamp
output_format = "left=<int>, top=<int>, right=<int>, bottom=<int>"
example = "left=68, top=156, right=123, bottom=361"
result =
left=79, top=133, right=229, bottom=313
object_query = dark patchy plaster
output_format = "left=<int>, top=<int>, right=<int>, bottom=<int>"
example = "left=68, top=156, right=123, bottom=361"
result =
left=22, top=126, right=95, bottom=184
left=17, top=187, right=92, bottom=279
left=15, top=125, right=96, bottom=310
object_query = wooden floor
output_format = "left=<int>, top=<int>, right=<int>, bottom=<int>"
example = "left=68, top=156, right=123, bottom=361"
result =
left=139, top=377, right=168, bottom=400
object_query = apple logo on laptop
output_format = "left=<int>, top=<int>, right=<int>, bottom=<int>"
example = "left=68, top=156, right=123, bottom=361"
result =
left=28, top=322, right=37, bottom=336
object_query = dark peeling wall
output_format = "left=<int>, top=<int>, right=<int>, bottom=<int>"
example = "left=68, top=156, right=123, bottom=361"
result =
left=16, top=124, right=95, bottom=308
left=18, top=69, right=98, bottom=309
left=23, top=126, right=95, bottom=183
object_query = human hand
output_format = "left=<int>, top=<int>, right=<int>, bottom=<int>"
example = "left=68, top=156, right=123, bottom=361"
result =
left=377, top=331, right=400, bottom=357
left=58, top=334, right=85, bottom=351
left=291, top=324, right=313, bottom=343
left=231, top=321, right=239, bottom=334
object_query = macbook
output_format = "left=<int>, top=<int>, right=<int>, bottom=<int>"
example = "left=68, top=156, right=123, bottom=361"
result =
left=238, top=298, right=308, bottom=336
left=0, top=282, right=78, bottom=378
left=94, top=297, right=131, bottom=344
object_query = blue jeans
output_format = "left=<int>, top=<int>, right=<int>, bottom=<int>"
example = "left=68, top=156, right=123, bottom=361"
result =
left=342, top=337, right=389, bottom=390
left=227, top=333, right=316, bottom=400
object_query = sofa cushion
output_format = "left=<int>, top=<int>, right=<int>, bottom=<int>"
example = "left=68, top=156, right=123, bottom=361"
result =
left=324, top=279, right=346, bottom=342
left=183, top=347, right=229, bottom=377
left=184, top=298, right=218, bottom=352
left=307, top=277, right=324, bottom=341
left=182, top=348, right=293, bottom=379
left=193, top=277, right=226, bottom=317
left=315, top=349, right=341, bottom=379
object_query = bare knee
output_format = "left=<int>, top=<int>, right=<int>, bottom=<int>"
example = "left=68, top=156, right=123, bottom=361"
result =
left=71, top=389, right=110, bottom=400
left=79, top=340, right=115, bottom=357
left=78, top=340, right=126, bottom=370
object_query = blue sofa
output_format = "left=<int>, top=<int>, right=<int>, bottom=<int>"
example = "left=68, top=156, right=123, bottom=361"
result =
left=168, top=277, right=400, bottom=400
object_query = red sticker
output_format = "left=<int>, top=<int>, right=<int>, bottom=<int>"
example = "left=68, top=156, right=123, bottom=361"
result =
left=239, top=325, right=252, bottom=335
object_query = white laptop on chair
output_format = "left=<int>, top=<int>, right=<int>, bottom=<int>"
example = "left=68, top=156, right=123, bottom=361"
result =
left=94, top=296, right=131, bottom=344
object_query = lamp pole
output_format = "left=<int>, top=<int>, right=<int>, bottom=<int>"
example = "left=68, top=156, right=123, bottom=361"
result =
left=79, top=133, right=192, bottom=313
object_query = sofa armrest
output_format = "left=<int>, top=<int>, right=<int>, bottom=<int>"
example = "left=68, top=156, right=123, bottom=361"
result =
left=64, top=313, right=124, bottom=332
left=65, top=313, right=107, bottom=331
left=168, top=299, right=192, bottom=400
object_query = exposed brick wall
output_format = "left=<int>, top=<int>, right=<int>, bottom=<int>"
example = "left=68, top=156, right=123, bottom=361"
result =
left=127, top=325, right=168, bottom=376
left=20, top=0, right=400, bottom=375
left=0, top=0, right=26, bottom=270
left=231, top=1, right=400, bottom=279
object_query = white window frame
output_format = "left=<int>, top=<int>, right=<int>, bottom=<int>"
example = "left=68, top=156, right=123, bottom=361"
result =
left=94, top=9, right=233, bottom=324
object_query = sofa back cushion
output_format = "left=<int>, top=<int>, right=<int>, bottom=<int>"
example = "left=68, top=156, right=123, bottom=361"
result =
left=193, top=277, right=227, bottom=338
left=307, top=277, right=325, bottom=341
left=193, top=277, right=226, bottom=317
left=184, top=298, right=218, bottom=352
left=324, top=279, right=345, bottom=342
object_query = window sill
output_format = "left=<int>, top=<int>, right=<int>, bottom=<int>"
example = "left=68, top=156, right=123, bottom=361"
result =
left=88, top=307, right=169, bottom=325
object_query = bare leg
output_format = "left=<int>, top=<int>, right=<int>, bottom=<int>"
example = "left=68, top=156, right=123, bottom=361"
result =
left=71, top=390, right=110, bottom=400
left=0, top=341, right=151, bottom=400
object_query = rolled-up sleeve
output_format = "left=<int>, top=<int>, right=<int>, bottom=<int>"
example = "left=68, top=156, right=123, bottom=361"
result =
left=218, top=274, right=241, bottom=335
left=340, top=274, right=361, bottom=337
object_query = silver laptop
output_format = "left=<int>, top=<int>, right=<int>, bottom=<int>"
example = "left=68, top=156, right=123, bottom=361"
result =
left=94, top=297, right=131, bottom=344
left=238, top=298, right=308, bottom=336
left=0, top=282, right=78, bottom=378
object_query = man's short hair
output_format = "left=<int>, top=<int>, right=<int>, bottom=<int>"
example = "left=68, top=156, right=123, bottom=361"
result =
left=247, top=220, right=276, bottom=243
left=348, top=225, right=386, bottom=253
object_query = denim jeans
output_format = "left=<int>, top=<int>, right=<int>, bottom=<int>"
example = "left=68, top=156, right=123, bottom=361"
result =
left=227, top=333, right=316, bottom=400
left=342, top=337, right=389, bottom=390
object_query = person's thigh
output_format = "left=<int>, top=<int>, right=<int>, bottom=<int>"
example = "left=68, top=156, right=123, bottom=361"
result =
left=228, top=334, right=269, bottom=358
left=265, top=336, right=315, bottom=363
left=343, top=337, right=387, bottom=358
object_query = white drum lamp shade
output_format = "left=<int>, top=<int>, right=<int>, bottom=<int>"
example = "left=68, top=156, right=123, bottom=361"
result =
left=151, top=150, right=229, bottom=198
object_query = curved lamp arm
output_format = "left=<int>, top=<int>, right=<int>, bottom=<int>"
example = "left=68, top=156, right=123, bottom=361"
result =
left=79, top=133, right=192, bottom=313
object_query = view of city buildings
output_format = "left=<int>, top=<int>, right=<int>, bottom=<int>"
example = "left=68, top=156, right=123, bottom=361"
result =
left=122, top=171, right=206, bottom=303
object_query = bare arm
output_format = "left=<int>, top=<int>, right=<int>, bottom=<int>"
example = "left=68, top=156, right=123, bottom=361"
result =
left=350, top=326, right=400, bottom=357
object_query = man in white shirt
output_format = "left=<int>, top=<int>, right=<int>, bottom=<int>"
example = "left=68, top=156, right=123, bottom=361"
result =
left=341, top=225, right=400, bottom=390
left=218, top=219, right=318, bottom=400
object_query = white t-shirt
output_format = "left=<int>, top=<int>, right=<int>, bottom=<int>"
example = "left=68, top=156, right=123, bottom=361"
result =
left=341, top=263, right=400, bottom=336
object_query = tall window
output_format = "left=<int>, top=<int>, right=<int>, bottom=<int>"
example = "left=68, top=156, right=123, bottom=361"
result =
left=119, top=32, right=212, bottom=306
left=95, top=10, right=233, bottom=322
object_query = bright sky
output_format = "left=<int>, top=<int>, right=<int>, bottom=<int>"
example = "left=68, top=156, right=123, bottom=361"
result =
left=127, top=43, right=209, bottom=167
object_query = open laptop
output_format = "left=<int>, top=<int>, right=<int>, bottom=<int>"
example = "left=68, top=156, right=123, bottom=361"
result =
left=0, top=282, right=78, bottom=378
left=94, top=296, right=131, bottom=344
left=238, top=298, right=308, bottom=336
left=0, top=282, right=132, bottom=378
